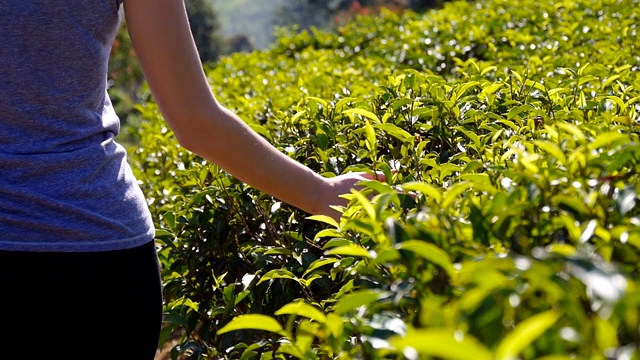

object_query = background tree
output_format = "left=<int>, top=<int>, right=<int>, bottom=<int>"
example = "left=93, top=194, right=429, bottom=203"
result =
left=184, top=0, right=225, bottom=64
left=273, top=0, right=450, bottom=31
left=406, top=0, right=446, bottom=10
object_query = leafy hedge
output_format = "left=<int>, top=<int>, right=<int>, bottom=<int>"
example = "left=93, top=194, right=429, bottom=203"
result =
left=128, top=0, right=640, bottom=358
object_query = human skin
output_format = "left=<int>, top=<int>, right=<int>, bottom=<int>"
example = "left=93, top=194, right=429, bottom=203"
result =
left=123, top=0, right=383, bottom=221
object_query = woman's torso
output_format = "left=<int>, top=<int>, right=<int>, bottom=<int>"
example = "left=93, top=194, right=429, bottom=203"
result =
left=0, top=0, right=155, bottom=251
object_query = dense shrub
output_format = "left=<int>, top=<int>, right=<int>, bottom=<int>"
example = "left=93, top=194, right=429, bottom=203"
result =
left=128, top=0, right=640, bottom=358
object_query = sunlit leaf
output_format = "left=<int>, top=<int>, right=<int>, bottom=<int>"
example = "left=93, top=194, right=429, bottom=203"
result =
left=334, top=290, right=389, bottom=314
left=275, top=302, right=327, bottom=323
left=507, top=104, right=533, bottom=120
left=325, top=244, right=371, bottom=258
left=587, top=132, right=629, bottom=151
left=495, top=310, right=561, bottom=360
left=303, top=258, right=339, bottom=278
left=389, top=329, right=492, bottom=360
left=556, top=121, right=586, bottom=142
left=307, top=214, right=340, bottom=228
left=217, top=314, right=287, bottom=336
left=257, top=269, right=298, bottom=285
left=278, top=343, right=305, bottom=359
left=533, top=140, right=566, bottom=164
left=442, top=182, right=473, bottom=209
left=374, top=123, right=413, bottom=142
left=343, top=108, right=381, bottom=123
left=402, top=182, right=442, bottom=203
left=396, top=240, right=455, bottom=275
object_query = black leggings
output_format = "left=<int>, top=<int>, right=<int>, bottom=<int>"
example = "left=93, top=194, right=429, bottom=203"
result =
left=0, top=241, right=163, bottom=359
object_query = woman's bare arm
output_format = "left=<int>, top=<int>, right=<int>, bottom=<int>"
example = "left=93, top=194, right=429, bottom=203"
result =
left=122, top=0, right=376, bottom=219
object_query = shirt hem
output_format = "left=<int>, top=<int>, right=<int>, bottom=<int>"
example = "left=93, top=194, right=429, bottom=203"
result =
left=0, top=227, right=156, bottom=252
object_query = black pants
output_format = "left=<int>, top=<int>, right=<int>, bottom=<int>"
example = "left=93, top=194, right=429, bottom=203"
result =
left=0, top=241, right=163, bottom=359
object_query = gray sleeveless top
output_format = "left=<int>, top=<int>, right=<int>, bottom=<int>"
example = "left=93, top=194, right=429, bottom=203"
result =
left=0, top=0, right=155, bottom=251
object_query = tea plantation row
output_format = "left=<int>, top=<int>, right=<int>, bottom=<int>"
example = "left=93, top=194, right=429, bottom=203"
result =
left=128, top=0, right=640, bottom=358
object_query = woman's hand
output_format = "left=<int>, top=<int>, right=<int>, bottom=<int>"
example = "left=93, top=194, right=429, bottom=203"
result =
left=315, top=171, right=387, bottom=222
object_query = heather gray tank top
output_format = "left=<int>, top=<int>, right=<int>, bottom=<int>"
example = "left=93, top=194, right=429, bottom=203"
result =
left=0, top=0, right=155, bottom=251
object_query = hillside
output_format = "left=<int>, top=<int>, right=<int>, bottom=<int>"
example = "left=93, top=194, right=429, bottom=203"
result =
left=213, top=0, right=286, bottom=50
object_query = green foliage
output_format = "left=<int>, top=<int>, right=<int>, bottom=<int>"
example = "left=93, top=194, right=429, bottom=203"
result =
left=128, top=0, right=640, bottom=358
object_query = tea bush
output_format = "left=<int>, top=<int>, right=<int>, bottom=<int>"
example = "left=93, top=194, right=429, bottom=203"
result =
left=128, top=0, right=640, bottom=358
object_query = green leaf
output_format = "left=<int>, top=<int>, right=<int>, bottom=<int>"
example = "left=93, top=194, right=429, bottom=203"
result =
left=533, top=140, right=566, bottom=165
left=314, top=228, right=343, bottom=240
left=343, top=108, right=381, bottom=123
left=459, top=173, right=491, bottom=185
left=577, top=75, right=598, bottom=86
left=275, top=302, right=327, bottom=323
left=241, top=342, right=266, bottom=360
left=524, top=79, right=546, bottom=91
left=291, top=110, right=307, bottom=122
left=307, top=214, right=340, bottom=228
left=396, top=240, right=455, bottom=275
left=278, top=344, right=305, bottom=359
left=374, top=123, right=413, bottom=142
left=334, top=289, right=388, bottom=314
left=602, top=75, right=620, bottom=89
left=177, top=298, right=199, bottom=311
left=607, top=96, right=626, bottom=111
left=322, top=238, right=352, bottom=249
left=507, top=104, right=533, bottom=120
left=456, top=126, right=481, bottom=147
left=264, top=247, right=294, bottom=256
left=303, top=258, right=339, bottom=277
left=360, top=180, right=394, bottom=194
left=216, top=314, right=287, bottom=336
left=402, top=182, right=442, bottom=203
left=455, top=81, right=480, bottom=98
left=325, top=244, right=371, bottom=258
left=389, top=329, right=492, bottom=360
left=364, top=120, right=377, bottom=152
left=547, top=244, right=577, bottom=257
left=442, top=182, right=473, bottom=209
left=553, top=195, right=588, bottom=218
left=480, top=83, right=503, bottom=97
left=306, top=96, right=328, bottom=108
left=587, top=132, right=629, bottom=151
left=511, top=70, right=523, bottom=83
left=556, top=122, right=585, bottom=142
left=371, top=248, right=401, bottom=265
left=498, top=118, right=519, bottom=132
left=257, top=269, right=298, bottom=285
left=548, top=87, right=571, bottom=96
left=594, top=317, right=618, bottom=350
left=495, top=310, right=561, bottom=360
left=351, top=188, right=377, bottom=219
left=335, top=97, right=356, bottom=110
left=480, top=66, right=497, bottom=76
